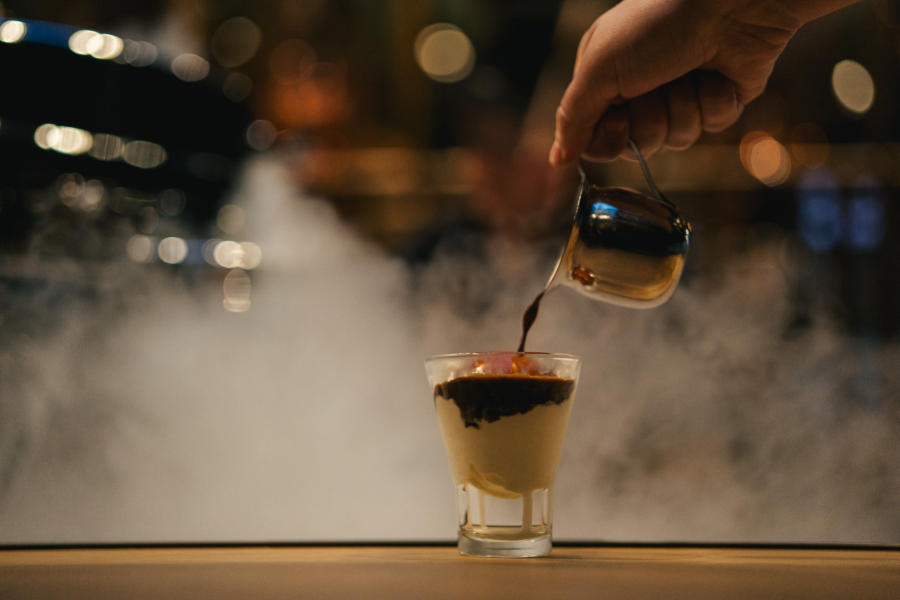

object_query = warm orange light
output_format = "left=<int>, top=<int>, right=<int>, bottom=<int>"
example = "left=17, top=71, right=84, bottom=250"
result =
left=739, top=131, right=790, bottom=186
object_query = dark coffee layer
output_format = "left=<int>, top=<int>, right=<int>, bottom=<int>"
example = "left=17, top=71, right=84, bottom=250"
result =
left=434, top=374, right=575, bottom=429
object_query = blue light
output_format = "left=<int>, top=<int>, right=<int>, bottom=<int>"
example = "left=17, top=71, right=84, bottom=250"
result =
left=847, top=176, right=885, bottom=252
left=590, top=202, right=619, bottom=218
left=797, top=169, right=841, bottom=253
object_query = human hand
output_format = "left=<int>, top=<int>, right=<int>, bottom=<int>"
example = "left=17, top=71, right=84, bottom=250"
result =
left=549, top=0, right=856, bottom=164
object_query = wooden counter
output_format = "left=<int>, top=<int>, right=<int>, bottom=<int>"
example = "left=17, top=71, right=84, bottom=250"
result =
left=1, top=545, right=897, bottom=599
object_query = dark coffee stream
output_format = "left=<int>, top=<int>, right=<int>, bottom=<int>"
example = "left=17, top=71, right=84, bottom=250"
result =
left=516, top=288, right=547, bottom=353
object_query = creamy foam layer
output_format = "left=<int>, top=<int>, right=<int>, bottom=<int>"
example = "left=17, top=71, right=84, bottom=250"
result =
left=435, top=392, right=574, bottom=497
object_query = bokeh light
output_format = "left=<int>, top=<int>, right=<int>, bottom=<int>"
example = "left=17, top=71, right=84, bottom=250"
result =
left=797, top=169, right=841, bottom=253
left=223, top=268, right=252, bottom=312
left=126, top=234, right=154, bottom=262
left=211, top=240, right=262, bottom=270
left=68, top=30, right=123, bottom=60
left=238, top=242, right=262, bottom=270
left=157, top=236, right=189, bottom=264
left=171, top=53, right=210, bottom=82
left=739, top=131, right=791, bottom=186
left=123, top=140, right=167, bottom=169
left=213, top=240, right=242, bottom=268
left=245, top=119, right=277, bottom=151
left=414, top=23, right=476, bottom=83
left=0, top=20, right=27, bottom=44
left=211, top=16, right=261, bottom=68
left=89, top=133, right=125, bottom=161
left=122, top=40, right=158, bottom=66
left=34, top=123, right=93, bottom=155
left=831, top=59, right=875, bottom=115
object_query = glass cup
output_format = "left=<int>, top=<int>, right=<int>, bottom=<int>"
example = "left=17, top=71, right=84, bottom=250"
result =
left=425, top=352, right=581, bottom=557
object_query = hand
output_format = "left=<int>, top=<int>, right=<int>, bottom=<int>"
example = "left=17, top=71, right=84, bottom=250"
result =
left=549, top=0, right=855, bottom=164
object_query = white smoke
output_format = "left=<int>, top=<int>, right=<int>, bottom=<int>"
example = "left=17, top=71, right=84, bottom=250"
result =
left=0, top=154, right=897, bottom=544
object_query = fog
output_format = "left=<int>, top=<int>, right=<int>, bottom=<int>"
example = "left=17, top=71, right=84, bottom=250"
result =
left=1, top=155, right=897, bottom=544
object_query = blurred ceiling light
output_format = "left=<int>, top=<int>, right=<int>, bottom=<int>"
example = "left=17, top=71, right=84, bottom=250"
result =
left=69, top=29, right=97, bottom=54
left=831, top=59, right=875, bottom=115
left=739, top=131, right=790, bottom=186
left=34, top=123, right=57, bottom=149
left=223, top=72, right=253, bottom=102
left=89, top=133, right=125, bottom=160
left=789, top=122, right=829, bottom=168
left=0, top=20, right=27, bottom=44
left=68, top=30, right=123, bottom=60
left=122, top=40, right=158, bottom=66
left=34, top=123, right=93, bottom=155
left=126, top=234, right=154, bottom=262
left=414, top=23, right=476, bottom=83
left=211, top=240, right=261, bottom=270
left=238, top=242, right=262, bottom=269
left=245, top=119, right=277, bottom=151
left=171, top=53, right=210, bottom=82
left=213, top=240, right=243, bottom=268
left=86, top=33, right=124, bottom=60
left=123, top=140, right=167, bottom=168
left=223, top=268, right=251, bottom=312
left=217, top=204, right=245, bottom=234
left=211, top=16, right=261, bottom=68
left=158, top=236, right=189, bottom=264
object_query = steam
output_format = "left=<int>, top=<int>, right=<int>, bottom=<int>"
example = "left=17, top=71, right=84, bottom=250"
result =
left=1, top=154, right=897, bottom=544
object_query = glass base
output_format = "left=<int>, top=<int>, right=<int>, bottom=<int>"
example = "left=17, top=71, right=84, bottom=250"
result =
left=458, top=531, right=552, bottom=558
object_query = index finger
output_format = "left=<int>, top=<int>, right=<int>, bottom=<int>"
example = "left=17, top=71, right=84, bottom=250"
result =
left=550, top=76, right=613, bottom=166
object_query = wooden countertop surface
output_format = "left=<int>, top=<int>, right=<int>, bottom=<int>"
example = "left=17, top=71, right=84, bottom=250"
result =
left=1, top=545, right=897, bottom=599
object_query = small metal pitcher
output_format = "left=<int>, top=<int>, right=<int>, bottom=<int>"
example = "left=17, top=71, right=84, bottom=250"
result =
left=547, top=139, right=692, bottom=308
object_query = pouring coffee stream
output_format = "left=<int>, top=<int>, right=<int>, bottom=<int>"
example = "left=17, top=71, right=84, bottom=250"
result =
left=517, top=138, right=692, bottom=352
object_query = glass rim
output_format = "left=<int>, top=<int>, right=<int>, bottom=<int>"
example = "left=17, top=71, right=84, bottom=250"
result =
left=425, top=351, right=580, bottom=362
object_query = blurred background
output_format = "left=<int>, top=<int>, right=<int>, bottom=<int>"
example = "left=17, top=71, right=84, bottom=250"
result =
left=0, top=0, right=897, bottom=544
